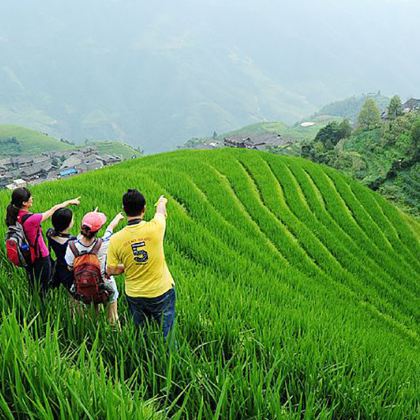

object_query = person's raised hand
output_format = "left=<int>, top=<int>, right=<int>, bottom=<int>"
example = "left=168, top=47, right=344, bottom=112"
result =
left=68, top=197, right=81, bottom=206
left=112, top=212, right=125, bottom=224
left=155, top=195, right=167, bottom=206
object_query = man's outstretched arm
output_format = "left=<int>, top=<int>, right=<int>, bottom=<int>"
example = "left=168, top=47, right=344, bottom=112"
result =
left=155, top=195, right=168, bottom=217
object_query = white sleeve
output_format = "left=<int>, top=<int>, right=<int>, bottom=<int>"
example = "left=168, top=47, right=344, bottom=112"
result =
left=65, top=245, right=75, bottom=268
left=102, top=230, right=113, bottom=243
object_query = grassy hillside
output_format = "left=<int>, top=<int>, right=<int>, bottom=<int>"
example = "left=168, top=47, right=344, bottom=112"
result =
left=88, top=140, right=142, bottom=159
left=0, top=125, right=73, bottom=156
left=0, top=149, right=419, bottom=418
left=0, top=125, right=141, bottom=158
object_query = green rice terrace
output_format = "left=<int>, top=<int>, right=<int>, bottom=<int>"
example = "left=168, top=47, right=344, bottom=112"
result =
left=0, top=149, right=419, bottom=418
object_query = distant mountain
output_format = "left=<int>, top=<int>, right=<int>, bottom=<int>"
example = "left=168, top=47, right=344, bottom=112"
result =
left=1, top=1, right=420, bottom=152
left=314, top=93, right=390, bottom=122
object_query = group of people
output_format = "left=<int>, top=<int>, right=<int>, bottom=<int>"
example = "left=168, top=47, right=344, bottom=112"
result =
left=5, top=187, right=176, bottom=338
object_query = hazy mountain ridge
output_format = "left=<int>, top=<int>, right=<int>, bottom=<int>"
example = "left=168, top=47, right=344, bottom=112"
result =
left=0, top=0, right=419, bottom=151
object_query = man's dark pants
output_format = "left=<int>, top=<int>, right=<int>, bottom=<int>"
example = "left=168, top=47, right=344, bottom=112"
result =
left=126, top=288, right=176, bottom=338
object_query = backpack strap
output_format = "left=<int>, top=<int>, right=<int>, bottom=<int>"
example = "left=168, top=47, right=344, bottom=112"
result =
left=68, top=240, right=80, bottom=258
left=46, top=228, right=54, bottom=256
left=20, top=213, right=41, bottom=259
left=91, top=238, right=103, bottom=255
left=21, top=213, right=33, bottom=224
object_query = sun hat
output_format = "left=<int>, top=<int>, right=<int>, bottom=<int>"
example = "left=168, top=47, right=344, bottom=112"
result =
left=81, top=211, right=107, bottom=232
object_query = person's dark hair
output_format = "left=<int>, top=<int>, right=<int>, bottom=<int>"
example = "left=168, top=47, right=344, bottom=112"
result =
left=51, top=208, right=73, bottom=235
left=80, top=225, right=97, bottom=240
left=123, top=189, right=146, bottom=217
left=5, top=187, right=31, bottom=227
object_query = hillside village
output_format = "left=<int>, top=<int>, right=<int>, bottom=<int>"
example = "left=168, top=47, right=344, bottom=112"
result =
left=185, top=97, right=420, bottom=152
left=0, top=146, right=124, bottom=190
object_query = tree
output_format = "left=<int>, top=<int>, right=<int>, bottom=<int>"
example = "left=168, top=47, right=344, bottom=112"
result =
left=357, top=98, right=381, bottom=131
left=339, top=119, right=352, bottom=139
left=314, top=120, right=351, bottom=149
left=212, top=131, right=218, bottom=139
left=411, top=118, right=420, bottom=148
left=387, top=95, right=403, bottom=120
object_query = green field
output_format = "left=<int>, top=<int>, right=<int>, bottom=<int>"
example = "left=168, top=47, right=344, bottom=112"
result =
left=0, top=125, right=141, bottom=158
left=0, top=125, right=73, bottom=156
left=0, top=149, right=419, bottom=418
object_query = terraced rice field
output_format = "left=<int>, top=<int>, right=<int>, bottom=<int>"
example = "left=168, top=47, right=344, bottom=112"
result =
left=0, top=149, right=419, bottom=418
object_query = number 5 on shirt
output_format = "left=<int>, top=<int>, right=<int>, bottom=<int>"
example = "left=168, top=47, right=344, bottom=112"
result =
left=131, top=241, right=149, bottom=264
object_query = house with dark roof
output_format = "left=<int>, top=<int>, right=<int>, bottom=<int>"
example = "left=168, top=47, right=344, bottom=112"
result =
left=21, top=163, right=52, bottom=180
left=0, top=158, right=14, bottom=169
left=224, top=133, right=286, bottom=150
left=15, top=156, right=34, bottom=168
left=402, top=98, right=420, bottom=113
left=0, top=174, right=13, bottom=188
left=61, top=156, right=82, bottom=169
left=77, top=160, right=103, bottom=172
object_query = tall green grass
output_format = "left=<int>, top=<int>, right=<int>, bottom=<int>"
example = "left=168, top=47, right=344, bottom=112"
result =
left=0, top=149, right=419, bottom=418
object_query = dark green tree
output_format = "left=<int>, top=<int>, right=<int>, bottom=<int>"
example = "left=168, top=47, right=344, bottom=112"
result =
left=314, top=120, right=351, bottom=149
left=411, top=118, right=420, bottom=148
left=387, top=95, right=403, bottom=120
left=357, top=99, right=381, bottom=130
left=339, top=119, right=352, bottom=139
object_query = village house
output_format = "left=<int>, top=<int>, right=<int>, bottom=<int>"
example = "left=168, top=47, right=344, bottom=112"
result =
left=0, top=158, right=14, bottom=170
left=402, top=98, right=420, bottom=113
left=20, top=163, right=53, bottom=181
left=60, top=156, right=83, bottom=170
left=6, top=179, right=27, bottom=190
left=1, top=144, right=129, bottom=189
left=223, top=133, right=286, bottom=151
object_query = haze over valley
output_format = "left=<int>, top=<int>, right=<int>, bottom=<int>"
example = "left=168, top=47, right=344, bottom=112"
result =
left=1, top=0, right=419, bottom=152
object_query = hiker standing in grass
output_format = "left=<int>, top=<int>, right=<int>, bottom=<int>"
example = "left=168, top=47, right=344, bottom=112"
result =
left=106, top=189, right=176, bottom=338
left=47, top=208, right=77, bottom=293
left=5, top=187, right=80, bottom=298
left=65, top=210, right=124, bottom=325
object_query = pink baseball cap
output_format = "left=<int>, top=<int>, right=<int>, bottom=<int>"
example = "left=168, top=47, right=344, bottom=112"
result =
left=81, top=212, right=107, bottom=232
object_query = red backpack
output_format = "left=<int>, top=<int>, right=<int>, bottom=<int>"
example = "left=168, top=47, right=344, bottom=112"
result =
left=5, top=214, right=37, bottom=268
left=68, top=238, right=109, bottom=304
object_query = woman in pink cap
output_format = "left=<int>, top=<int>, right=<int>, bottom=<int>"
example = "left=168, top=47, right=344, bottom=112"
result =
left=65, top=210, right=124, bottom=325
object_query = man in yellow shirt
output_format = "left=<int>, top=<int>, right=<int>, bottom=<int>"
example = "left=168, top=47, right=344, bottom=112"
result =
left=106, top=189, right=175, bottom=338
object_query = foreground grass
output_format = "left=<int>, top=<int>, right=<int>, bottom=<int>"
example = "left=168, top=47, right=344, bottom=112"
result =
left=0, top=149, right=419, bottom=418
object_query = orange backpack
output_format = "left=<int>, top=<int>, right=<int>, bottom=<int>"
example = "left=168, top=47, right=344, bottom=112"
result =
left=68, top=239, right=109, bottom=304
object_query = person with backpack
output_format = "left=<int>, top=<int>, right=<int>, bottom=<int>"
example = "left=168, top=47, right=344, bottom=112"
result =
left=106, top=190, right=175, bottom=339
left=65, top=210, right=124, bottom=325
left=5, top=187, right=80, bottom=298
left=46, top=208, right=77, bottom=294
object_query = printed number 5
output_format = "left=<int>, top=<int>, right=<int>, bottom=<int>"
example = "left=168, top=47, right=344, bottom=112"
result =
left=131, top=242, right=149, bottom=263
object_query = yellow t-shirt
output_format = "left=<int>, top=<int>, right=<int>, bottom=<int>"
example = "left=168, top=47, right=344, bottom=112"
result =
left=107, top=214, right=174, bottom=298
